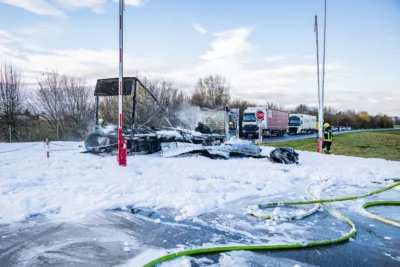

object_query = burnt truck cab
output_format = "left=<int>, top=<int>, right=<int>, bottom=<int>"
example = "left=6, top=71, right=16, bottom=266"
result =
left=196, top=107, right=240, bottom=138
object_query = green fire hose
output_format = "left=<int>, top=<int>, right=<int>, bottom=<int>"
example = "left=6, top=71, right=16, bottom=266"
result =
left=143, top=180, right=400, bottom=267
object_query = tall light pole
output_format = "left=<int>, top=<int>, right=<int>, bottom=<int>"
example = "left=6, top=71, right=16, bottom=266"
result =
left=314, top=15, right=321, bottom=147
left=318, top=0, right=327, bottom=153
left=117, top=0, right=127, bottom=166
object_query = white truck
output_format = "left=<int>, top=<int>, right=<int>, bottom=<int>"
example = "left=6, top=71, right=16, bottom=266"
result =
left=242, top=107, right=288, bottom=138
left=288, top=114, right=317, bottom=135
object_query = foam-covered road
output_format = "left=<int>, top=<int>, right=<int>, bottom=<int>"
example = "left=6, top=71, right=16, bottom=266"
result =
left=1, top=137, right=399, bottom=266
left=0, top=206, right=398, bottom=267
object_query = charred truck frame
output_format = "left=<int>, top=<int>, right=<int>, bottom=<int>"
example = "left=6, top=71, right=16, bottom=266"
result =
left=84, top=77, right=239, bottom=155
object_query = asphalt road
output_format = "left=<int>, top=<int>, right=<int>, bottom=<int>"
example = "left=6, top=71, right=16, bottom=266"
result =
left=0, top=204, right=398, bottom=267
left=244, top=128, right=400, bottom=144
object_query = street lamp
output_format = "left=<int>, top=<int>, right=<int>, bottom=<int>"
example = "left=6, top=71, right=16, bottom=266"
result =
left=317, top=0, right=327, bottom=153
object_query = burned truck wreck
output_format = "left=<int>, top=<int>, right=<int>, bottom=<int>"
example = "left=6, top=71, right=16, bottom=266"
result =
left=84, top=77, right=242, bottom=156
left=83, top=77, right=298, bottom=163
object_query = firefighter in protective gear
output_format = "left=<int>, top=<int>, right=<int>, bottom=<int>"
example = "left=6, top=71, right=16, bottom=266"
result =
left=228, top=121, right=235, bottom=135
left=98, top=118, right=108, bottom=127
left=323, top=122, right=334, bottom=154
left=228, top=121, right=235, bottom=131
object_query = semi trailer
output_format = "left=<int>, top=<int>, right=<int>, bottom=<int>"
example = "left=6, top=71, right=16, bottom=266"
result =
left=288, top=114, right=317, bottom=135
left=242, top=107, right=288, bottom=138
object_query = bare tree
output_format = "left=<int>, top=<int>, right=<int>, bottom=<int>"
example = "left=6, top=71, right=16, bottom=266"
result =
left=393, top=116, right=400, bottom=126
left=30, top=70, right=95, bottom=140
left=291, top=104, right=311, bottom=114
left=264, top=101, right=286, bottom=111
left=190, top=74, right=231, bottom=108
left=98, top=77, right=188, bottom=129
left=98, top=95, right=131, bottom=125
left=140, top=79, right=186, bottom=126
left=324, top=105, right=338, bottom=115
left=0, top=63, right=26, bottom=141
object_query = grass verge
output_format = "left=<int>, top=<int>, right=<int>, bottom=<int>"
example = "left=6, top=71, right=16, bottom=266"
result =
left=264, top=130, right=400, bottom=161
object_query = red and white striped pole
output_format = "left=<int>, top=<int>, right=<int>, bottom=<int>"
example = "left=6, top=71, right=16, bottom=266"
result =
left=117, top=0, right=127, bottom=166
left=45, top=138, right=50, bottom=158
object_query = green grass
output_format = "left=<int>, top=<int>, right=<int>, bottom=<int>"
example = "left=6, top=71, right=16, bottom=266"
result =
left=394, top=125, right=400, bottom=128
left=264, top=130, right=400, bottom=161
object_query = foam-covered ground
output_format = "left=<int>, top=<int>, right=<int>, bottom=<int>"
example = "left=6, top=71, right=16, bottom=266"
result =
left=0, top=140, right=399, bottom=266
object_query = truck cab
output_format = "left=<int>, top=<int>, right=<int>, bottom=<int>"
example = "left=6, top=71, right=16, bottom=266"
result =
left=242, top=107, right=288, bottom=138
left=242, top=107, right=266, bottom=138
left=288, top=115, right=302, bottom=134
left=288, top=114, right=317, bottom=135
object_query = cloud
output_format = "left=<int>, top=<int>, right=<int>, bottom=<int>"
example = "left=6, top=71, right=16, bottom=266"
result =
left=9, top=49, right=163, bottom=88
left=57, top=0, right=146, bottom=14
left=148, top=27, right=344, bottom=92
left=193, top=23, right=207, bottom=34
left=0, top=0, right=66, bottom=16
left=145, top=27, right=393, bottom=114
left=1, top=23, right=397, bottom=116
left=112, top=0, right=145, bottom=6
left=199, top=28, right=253, bottom=61
left=1, top=23, right=76, bottom=53
left=0, top=27, right=165, bottom=89
left=264, top=56, right=284, bottom=62
left=325, top=89, right=400, bottom=116
left=0, top=0, right=145, bottom=16
left=55, top=0, right=107, bottom=14
left=0, top=30, right=13, bottom=44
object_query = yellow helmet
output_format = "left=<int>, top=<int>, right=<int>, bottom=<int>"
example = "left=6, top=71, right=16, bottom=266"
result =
left=324, top=122, right=330, bottom=128
left=98, top=118, right=104, bottom=123
left=229, top=121, right=233, bottom=126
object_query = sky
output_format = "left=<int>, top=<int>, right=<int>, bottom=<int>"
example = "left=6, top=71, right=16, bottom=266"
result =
left=0, top=0, right=399, bottom=116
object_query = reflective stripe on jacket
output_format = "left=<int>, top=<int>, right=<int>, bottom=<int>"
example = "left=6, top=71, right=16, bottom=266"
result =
left=324, top=126, right=334, bottom=142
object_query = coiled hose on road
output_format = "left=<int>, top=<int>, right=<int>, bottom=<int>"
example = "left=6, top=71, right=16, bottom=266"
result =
left=143, top=179, right=400, bottom=267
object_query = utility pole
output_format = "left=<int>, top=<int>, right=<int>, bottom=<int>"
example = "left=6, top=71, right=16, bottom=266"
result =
left=318, top=0, right=327, bottom=153
left=315, top=15, right=322, bottom=151
left=117, top=0, right=127, bottom=166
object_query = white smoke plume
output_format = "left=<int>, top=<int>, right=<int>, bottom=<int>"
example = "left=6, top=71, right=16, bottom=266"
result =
left=172, top=103, right=201, bottom=129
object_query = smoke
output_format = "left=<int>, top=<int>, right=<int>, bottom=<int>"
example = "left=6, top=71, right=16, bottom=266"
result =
left=171, top=103, right=201, bottom=129
left=98, top=124, right=117, bottom=134
left=84, top=120, right=118, bottom=137
left=82, top=102, right=202, bottom=134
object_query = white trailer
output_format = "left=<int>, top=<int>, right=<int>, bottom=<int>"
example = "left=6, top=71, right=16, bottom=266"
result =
left=288, top=114, right=317, bottom=135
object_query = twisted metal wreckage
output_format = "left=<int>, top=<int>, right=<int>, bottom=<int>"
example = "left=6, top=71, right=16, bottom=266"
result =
left=83, top=77, right=299, bottom=164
